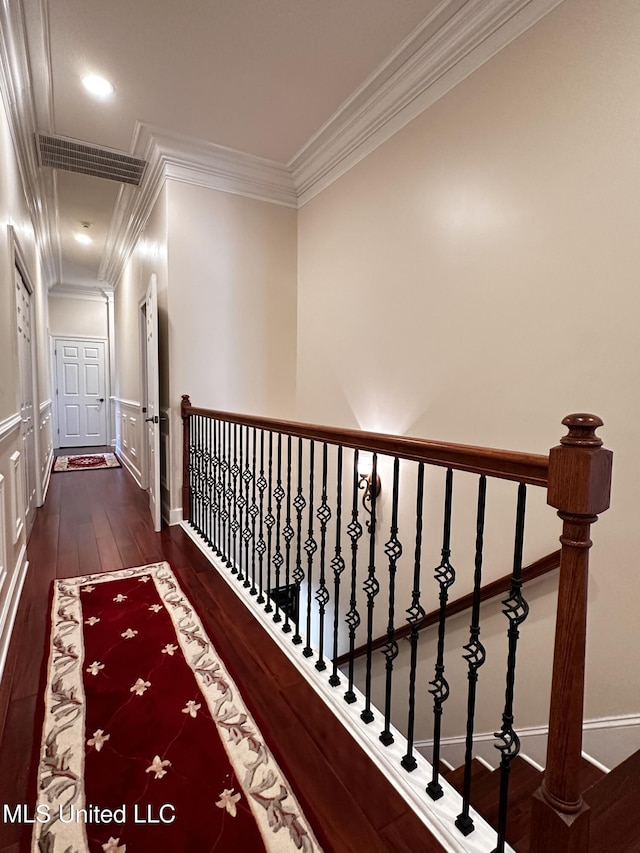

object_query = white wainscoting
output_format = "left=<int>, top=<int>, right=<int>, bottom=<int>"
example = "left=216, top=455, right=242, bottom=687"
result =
left=9, top=451, right=24, bottom=545
left=0, top=541, right=28, bottom=688
left=114, top=398, right=142, bottom=486
left=39, top=399, right=54, bottom=501
left=0, top=475, right=7, bottom=601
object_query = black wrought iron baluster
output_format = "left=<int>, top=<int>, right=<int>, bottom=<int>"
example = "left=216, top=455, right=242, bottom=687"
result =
left=427, top=467, right=456, bottom=800
left=206, top=417, right=214, bottom=547
left=380, top=457, right=402, bottom=745
left=187, top=414, right=195, bottom=524
left=197, top=415, right=205, bottom=537
left=402, top=462, right=426, bottom=771
left=292, top=439, right=306, bottom=645
left=329, top=446, right=345, bottom=687
left=217, top=419, right=224, bottom=555
left=272, top=434, right=285, bottom=621
left=224, top=422, right=234, bottom=568
left=282, top=436, right=294, bottom=633
left=235, top=424, right=246, bottom=582
left=456, top=475, right=488, bottom=837
left=193, top=414, right=201, bottom=534
left=361, top=452, right=380, bottom=724
left=241, top=425, right=253, bottom=588
left=314, top=443, right=331, bottom=671
left=344, top=449, right=362, bottom=704
left=492, top=483, right=529, bottom=853
left=248, top=427, right=259, bottom=595
left=219, top=421, right=229, bottom=563
left=256, top=430, right=267, bottom=604
left=229, top=424, right=241, bottom=574
left=264, top=432, right=275, bottom=613
left=210, top=418, right=219, bottom=553
left=303, top=441, right=317, bottom=657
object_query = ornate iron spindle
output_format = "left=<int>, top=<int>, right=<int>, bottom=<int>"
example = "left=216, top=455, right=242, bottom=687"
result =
left=361, top=452, right=380, bottom=724
left=225, top=421, right=235, bottom=568
left=264, top=432, right=275, bottom=613
left=492, top=483, right=529, bottom=853
left=344, top=449, right=363, bottom=704
left=402, top=462, right=426, bottom=771
left=282, top=436, right=294, bottom=633
left=216, top=419, right=223, bottom=555
left=292, top=438, right=306, bottom=644
left=329, top=446, right=345, bottom=687
left=256, top=430, right=267, bottom=604
left=241, top=425, right=253, bottom=588
left=235, top=423, right=246, bottom=581
left=303, top=441, right=317, bottom=657
left=187, top=413, right=195, bottom=522
left=314, top=443, right=331, bottom=671
left=191, top=414, right=199, bottom=532
left=272, top=433, right=285, bottom=622
left=456, top=475, right=488, bottom=837
left=197, top=415, right=205, bottom=536
left=206, top=417, right=214, bottom=547
left=427, top=467, right=456, bottom=800
left=249, top=427, right=259, bottom=595
left=219, top=420, right=230, bottom=563
left=380, top=457, right=402, bottom=745
left=227, top=424, right=240, bottom=575
left=209, top=418, right=218, bottom=552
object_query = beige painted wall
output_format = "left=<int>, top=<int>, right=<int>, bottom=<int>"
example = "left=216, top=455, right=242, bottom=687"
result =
left=297, top=0, right=640, bottom=730
left=49, top=293, right=109, bottom=339
left=165, top=181, right=298, bottom=519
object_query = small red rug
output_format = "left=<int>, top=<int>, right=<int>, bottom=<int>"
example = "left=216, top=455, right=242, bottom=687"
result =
left=32, top=562, right=323, bottom=852
left=53, top=453, right=121, bottom=472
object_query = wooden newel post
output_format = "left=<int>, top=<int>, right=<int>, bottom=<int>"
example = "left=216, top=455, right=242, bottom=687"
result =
left=181, top=394, right=192, bottom=522
left=530, top=414, right=612, bottom=853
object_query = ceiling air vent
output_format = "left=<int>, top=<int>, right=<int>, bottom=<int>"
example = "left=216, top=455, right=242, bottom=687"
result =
left=36, top=133, right=147, bottom=186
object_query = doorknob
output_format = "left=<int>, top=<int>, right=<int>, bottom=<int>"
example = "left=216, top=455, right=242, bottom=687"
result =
left=97, top=398, right=105, bottom=402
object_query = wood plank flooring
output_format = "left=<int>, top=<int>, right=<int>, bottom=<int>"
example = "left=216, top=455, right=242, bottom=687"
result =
left=0, top=457, right=444, bottom=853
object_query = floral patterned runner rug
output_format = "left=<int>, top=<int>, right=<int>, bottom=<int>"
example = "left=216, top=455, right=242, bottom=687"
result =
left=32, top=562, right=323, bottom=852
left=53, top=453, right=121, bottom=472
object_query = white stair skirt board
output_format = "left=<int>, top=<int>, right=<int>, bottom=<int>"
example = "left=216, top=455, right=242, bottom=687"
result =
left=417, top=715, right=640, bottom=774
left=181, top=520, right=514, bottom=853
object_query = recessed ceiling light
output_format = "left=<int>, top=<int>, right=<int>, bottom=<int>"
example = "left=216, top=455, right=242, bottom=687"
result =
left=82, top=74, right=114, bottom=98
left=75, top=232, right=93, bottom=246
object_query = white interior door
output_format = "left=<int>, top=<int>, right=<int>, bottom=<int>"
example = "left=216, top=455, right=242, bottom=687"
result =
left=55, top=339, right=107, bottom=447
left=15, top=266, right=36, bottom=534
left=145, top=275, right=162, bottom=531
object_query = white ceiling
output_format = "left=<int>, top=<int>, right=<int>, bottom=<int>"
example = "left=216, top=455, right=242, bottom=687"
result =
left=13, top=0, right=562, bottom=292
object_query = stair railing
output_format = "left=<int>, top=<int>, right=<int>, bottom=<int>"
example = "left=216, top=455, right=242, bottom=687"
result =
left=181, top=397, right=612, bottom=852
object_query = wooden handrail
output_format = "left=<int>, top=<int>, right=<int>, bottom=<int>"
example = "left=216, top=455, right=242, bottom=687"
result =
left=181, top=396, right=549, bottom=486
left=333, top=549, right=561, bottom=667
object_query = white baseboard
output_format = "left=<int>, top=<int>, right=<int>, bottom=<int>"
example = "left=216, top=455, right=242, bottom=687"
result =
left=417, top=714, right=640, bottom=773
left=115, top=446, right=142, bottom=487
left=168, top=506, right=183, bottom=526
left=40, top=448, right=53, bottom=504
left=0, top=545, right=28, bottom=687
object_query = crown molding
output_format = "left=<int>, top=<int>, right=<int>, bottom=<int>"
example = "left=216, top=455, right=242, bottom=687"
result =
left=0, top=0, right=58, bottom=287
left=291, top=0, right=566, bottom=204
left=93, top=0, right=564, bottom=286
left=48, top=284, right=113, bottom=301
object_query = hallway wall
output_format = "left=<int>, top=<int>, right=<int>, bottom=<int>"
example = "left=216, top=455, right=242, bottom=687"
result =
left=296, top=0, right=640, bottom=734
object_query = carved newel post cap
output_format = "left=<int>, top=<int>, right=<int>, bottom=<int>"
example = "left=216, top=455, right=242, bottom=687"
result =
left=181, top=394, right=191, bottom=415
left=560, top=414, right=604, bottom=448
left=548, top=414, right=612, bottom=516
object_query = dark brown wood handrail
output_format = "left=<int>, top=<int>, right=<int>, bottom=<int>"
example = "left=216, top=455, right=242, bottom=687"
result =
left=181, top=396, right=549, bottom=486
left=333, top=549, right=561, bottom=667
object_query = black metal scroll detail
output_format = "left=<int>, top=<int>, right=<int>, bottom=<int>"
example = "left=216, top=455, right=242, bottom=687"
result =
left=401, top=462, right=426, bottom=772
left=241, top=426, right=253, bottom=588
left=361, top=452, right=380, bottom=725
left=344, top=449, right=363, bottom=705
left=329, top=446, right=345, bottom=687
left=292, top=438, right=306, bottom=645
left=380, top=456, right=402, bottom=746
left=255, top=432, right=267, bottom=604
left=427, top=467, right=456, bottom=801
left=272, top=434, right=285, bottom=622
left=303, top=441, right=317, bottom=658
left=491, top=482, right=529, bottom=853
left=248, top=427, right=259, bottom=594
left=282, top=436, right=294, bottom=634
left=455, top=475, right=488, bottom=837
left=264, top=432, right=275, bottom=614
left=314, top=443, right=331, bottom=671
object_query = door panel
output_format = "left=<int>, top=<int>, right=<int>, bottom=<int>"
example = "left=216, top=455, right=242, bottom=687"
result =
left=56, top=339, right=107, bottom=446
left=145, top=275, right=161, bottom=531
left=15, top=266, right=36, bottom=534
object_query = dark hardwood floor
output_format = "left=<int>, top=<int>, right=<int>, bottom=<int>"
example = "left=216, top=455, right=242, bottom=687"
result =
left=0, top=458, right=444, bottom=853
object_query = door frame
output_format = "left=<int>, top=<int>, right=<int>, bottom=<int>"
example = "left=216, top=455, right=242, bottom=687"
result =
left=10, top=227, right=42, bottom=520
left=51, top=335, right=111, bottom=449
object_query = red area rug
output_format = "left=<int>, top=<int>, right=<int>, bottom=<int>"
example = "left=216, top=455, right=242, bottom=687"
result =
left=53, top=453, right=121, bottom=472
left=32, top=562, right=323, bottom=852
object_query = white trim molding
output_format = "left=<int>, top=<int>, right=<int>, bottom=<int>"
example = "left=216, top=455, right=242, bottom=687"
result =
left=96, top=0, right=564, bottom=288
left=0, top=413, right=21, bottom=445
left=9, top=450, right=24, bottom=544
left=0, top=545, right=28, bottom=690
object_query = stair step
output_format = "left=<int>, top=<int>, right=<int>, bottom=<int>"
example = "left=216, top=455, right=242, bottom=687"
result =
left=443, top=757, right=492, bottom=793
